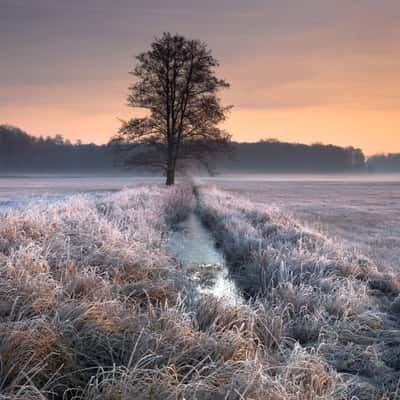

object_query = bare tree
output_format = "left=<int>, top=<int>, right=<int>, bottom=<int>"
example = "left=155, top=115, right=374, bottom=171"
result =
left=114, top=32, right=231, bottom=185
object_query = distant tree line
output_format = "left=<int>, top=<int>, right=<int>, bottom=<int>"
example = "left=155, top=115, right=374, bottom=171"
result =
left=367, top=154, right=400, bottom=172
left=213, top=139, right=366, bottom=172
left=2, top=124, right=397, bottom=173
left=0, top=125, right=114, bottom=172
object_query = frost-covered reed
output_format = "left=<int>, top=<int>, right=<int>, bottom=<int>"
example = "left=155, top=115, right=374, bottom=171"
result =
left=0, top=183, right=399, bottom=399
left=197, top=185, right=400, bottom=399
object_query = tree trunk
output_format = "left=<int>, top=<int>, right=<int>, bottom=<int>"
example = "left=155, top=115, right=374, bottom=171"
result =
left=166, top=142, right=176, bottom=185
left=166, top=168, right=175, bottom=185
left=166, top=167, right=175, bottom=185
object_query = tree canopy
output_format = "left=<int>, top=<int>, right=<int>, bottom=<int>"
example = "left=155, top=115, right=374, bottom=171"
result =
left=114, top=32, right=231, bottom=184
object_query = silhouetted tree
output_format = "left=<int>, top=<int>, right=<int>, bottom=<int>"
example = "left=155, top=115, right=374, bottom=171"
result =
left=114, top=32, right=231, bottom=185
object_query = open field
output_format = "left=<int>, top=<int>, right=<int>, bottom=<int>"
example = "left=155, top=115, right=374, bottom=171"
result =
left=0, top=175, right=162, bottom=211
left=196, top=184, right=400, bottom=398
left=1, top=176, right=400, bottom=399
left=210, top=175, right=400, bottom=271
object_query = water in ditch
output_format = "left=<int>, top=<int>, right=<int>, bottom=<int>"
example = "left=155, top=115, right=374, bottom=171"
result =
left=168, top=212, right=241, bottom=304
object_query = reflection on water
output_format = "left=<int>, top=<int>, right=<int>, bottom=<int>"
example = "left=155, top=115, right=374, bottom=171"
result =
left=169, top=213, right=241, bottom=304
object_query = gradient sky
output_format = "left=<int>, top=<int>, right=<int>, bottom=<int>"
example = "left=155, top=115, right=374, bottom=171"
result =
left=1, top=0, right=399, bottom=154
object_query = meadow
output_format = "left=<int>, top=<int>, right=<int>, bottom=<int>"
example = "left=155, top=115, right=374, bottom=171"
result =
left=0, top=174, right=399, bottom=399
left=212, top=176, right=400, bottom=270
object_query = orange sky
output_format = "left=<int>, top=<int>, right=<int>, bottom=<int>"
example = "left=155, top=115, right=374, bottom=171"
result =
left=1, top=0, right=399, bottom=155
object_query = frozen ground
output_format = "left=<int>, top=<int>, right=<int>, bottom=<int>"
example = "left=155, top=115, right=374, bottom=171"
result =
left=2, top=173, right=399, bottom=270
left=0, top=174, right=162, bottom=211
left=207, top=174, right=400, bottom=271
left=1, top=177, right=400, bottom=398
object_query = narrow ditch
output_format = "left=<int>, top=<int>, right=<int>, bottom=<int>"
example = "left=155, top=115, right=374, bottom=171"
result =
left=168, top=211, right=242, bottom=305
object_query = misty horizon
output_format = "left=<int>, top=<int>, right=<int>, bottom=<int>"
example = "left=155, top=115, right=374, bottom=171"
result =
left=5, top=124, right=400, bottom=175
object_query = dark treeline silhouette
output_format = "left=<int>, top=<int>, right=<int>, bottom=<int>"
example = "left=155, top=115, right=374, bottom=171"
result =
left=367, top=154, right=400, bottom=172
left=213, top=139, right=365, bottom=172
left=0, top=124, right=387, bottom=174
left=0, top=125, right=114, bottom=172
